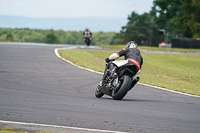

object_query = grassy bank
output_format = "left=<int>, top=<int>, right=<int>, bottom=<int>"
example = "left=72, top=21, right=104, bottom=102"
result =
left=100, top=45, right=200, bottom=52
left=58, top=49, right=200, bottom=96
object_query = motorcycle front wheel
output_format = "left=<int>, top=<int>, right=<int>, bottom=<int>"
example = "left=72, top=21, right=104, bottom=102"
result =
left=95, top=84, right=104, bottom=98
left=85, top=38, right=91, bottom=46
left=112, top=75, right=131, bottom=100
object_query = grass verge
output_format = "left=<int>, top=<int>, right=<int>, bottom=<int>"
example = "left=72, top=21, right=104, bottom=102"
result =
left=58, top=49, right=200, bottom=96
left=0, top=127, right=51, bottom=133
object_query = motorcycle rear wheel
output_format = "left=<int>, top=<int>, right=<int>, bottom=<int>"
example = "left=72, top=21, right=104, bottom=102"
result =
left=112, top=75, right=131, bottom=100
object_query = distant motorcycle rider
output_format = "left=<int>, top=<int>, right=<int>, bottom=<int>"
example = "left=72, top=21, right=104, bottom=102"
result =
left=105, top=41, right=143, bottom=79
left=83, top=27, right=92, bottom=41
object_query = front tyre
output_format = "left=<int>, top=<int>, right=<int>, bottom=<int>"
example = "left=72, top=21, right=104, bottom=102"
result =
left=95, top=84, right=104, bottom=98
left=85, top=38, right=91, bottom=46
left=112, top=75, right=131, bottom=100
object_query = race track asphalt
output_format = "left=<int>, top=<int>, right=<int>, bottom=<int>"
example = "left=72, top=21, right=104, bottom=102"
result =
left=0, top=44, right=200, bottom=133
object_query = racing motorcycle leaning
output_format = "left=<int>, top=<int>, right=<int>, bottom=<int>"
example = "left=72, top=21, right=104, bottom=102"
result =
left=95, top=60, right=140, bottom=100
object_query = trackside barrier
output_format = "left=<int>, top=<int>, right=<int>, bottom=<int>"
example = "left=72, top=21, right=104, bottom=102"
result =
left=172, top=38, right=200, bottom=49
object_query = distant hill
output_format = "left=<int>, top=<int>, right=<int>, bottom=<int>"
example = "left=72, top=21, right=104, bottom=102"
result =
left=0, top=15, right=128, bottom=32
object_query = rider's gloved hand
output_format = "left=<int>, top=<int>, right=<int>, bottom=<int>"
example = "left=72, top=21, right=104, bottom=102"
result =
left=105, top=58, right=110, bottom=63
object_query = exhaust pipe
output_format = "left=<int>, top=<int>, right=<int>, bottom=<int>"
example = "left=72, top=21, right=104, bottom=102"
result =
left=130, top=77, right=140, bottom=90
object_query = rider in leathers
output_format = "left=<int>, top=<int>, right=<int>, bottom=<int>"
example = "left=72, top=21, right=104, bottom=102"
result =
left=105, top=41, right=143, bottom=79
left=83, top=27, right=92, bottom=41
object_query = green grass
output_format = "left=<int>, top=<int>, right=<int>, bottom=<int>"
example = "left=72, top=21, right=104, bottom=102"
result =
left=58, top=50, right=114, bottom=72
left=141, top=53, right=200, bottom=95
left=100, top=45, right=200, bottom=52
left=0, top=127, right=51, bottom=133
left=58, top=49, right=200, bottom=96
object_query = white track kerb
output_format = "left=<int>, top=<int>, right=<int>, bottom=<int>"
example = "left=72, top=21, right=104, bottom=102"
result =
left=54, top=47, right=200, bottom=98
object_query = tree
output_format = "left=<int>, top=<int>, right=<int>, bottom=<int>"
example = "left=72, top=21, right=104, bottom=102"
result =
left=115, top=12, right=160, bottom=46
left=152, top=0, right=200, bottom=38
left=6, top=33, right=13, bottom=41
left=46, top=32, right=58, bottom=44
left=178, top=0, right=200, bottom=38
left=153, top=0, right=181, bottom=23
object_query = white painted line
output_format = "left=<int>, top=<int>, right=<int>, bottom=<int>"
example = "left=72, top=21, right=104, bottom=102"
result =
left=137, top=83, right=200, bottom=98
left=54, top=48, right=102, bottom=75
left=54, top=48, right=200, bottom=98
left=0, top=120, right=127, bottom=133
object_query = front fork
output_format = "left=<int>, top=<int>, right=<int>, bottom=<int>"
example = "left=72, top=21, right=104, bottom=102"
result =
left=103, top=64, right=109, bottom=80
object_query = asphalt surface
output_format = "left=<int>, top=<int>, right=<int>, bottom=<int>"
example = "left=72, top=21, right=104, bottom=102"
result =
left=0, top=43, right=200, bottom=133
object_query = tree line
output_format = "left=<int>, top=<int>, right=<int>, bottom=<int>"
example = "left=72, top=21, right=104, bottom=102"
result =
left=1, top=0, right=199, bottom=47
left=0, top=28, right=117, bottom=45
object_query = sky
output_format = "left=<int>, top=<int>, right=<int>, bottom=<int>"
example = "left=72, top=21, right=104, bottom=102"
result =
left=0, top=0, right=154, bottom=32
left=0, top=0, right=154, bottom=18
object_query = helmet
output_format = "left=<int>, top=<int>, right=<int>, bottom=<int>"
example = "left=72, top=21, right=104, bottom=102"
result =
left=86, top=27, right=89, bottom=30
left=126, top=41, right=137, bottom=49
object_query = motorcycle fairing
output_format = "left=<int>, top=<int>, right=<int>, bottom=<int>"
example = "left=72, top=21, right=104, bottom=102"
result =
left=112, top=60, right=128, bottom=67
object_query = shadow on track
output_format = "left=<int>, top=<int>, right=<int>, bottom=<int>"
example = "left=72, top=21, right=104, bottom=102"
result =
left=98, top=97, right=160, bottom=103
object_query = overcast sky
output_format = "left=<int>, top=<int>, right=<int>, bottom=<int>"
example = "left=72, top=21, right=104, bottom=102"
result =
left=0, top=0, right=154, bottom=18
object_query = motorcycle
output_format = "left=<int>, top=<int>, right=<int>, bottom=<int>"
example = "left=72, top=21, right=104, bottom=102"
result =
left=84, top=37, right=91, bottom=46
left=95, top=60, right=140, bottom=100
